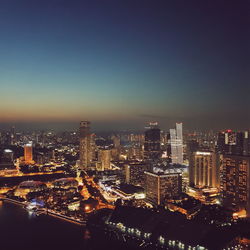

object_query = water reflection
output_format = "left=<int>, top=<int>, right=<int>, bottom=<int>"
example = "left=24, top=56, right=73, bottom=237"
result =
left=83, top=228, right=91, bottom=240
left=0, top=202, right=86, bottom=250
left=28, top=210, right=37, bottom=219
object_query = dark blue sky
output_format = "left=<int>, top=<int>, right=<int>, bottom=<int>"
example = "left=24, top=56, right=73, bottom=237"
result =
left=0, top=0, right=249, bottom=131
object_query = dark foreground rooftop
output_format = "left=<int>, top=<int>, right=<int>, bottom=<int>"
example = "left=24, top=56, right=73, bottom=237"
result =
left=89, top=205, right=250, bottom=250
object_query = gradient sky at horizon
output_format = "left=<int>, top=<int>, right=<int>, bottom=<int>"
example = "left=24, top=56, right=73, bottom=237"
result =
left=0, top=0, right=249, bottom=131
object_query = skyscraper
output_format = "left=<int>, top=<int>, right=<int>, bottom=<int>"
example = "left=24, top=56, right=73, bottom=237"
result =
left=0, top=149, right=14, bottom=168
left=145, top=170, right=182, bottom=205
left=98, top=149, right=111, bottom=171
left=216, top=130, right=248, bottom=155
left=243, top=131, right=250, bottom=156
left=111, top=134, right=120, bottom=149
left=24, top=143, right=33, bottom=164
left=170, top=123, right=183, bottom=164
left=189, top=151, right=219, bottom=188
left=79, top=121, right=91, bottom=170
left=186, top=140, right=199, bottom=185
left=111, top=134, right=121, bottom=160
left=220, top=155, right=250, bottom=215
left=144, top=122, right=161, bottom=160
left=10, top=126, right=15, bottom=145
left=0, top=149, right=16, bottom=175
left=124, top=162, right=148, bottom=187
left=90, top=133, right=97, bottom=162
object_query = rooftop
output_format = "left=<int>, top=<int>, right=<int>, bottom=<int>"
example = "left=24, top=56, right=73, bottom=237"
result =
left=19, top=180, right=46, bottom=188
left=116, top=183, right=144, bottom=195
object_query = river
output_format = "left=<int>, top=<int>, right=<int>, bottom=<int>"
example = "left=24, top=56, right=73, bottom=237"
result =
left=0, top=201, right=91, bottom=250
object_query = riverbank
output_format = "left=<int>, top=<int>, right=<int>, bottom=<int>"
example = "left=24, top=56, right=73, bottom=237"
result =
left=0, top=202, right=87, bottom=250
left=2, top=197, right=86, bottom=226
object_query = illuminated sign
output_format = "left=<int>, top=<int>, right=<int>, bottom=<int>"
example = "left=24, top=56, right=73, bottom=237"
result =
left=195, top=152, right=211, bottom=156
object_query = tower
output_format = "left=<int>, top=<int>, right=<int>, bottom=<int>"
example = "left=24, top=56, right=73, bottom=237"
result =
left=190, top=151, right=219, bottom=188
left=144, top=122, right=161, bottom=160
left=10, top=126, right=15, bottom=145
left=170, top=123, right=183, bottom=164
left=98, top=149, right=111, bottom=171
left=111, top=134, right=120, bottom=148
left=24, top=143, right=33, bottom=164
left=220, top=155, right=250, bottom=215
left=216, top=130, right=247, bottom=155
left=79, top=121, right=91, bottom=170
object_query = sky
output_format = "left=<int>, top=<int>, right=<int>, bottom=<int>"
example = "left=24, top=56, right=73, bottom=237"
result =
left=0, top=0, right=249, bottom=131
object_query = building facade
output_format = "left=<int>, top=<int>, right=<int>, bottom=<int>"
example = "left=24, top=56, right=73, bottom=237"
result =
left=24, top=143, right=33, bottom=164
left=98, top=149, right=111, bottom=171
left=189, top=151, right=219, bottom=188
left=220, top=155, right=250, bottom=215
left=144, top=122, right=161, bottom=160
left=145, top=171, right=182, bottom=205
left=217, top=130, right=249, bottom=155
left=170, top=123, right=183, bottom=164
left=79, top=121, right=91, bottom=170
left=124, top=162, right=148, bottom=187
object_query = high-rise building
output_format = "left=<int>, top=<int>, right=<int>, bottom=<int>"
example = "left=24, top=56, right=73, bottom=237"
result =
left=111, top=134, right=120, bottom=148
left=124, top=162, right=148, bottom=187
left=0, top=149, right=17, bottom=175
left=24, top=143, right=33, bottom=164
left=170, top=123, right=183, bottom=164
left=216, top=130, right=248, bottom=155
left=0, top=149, right=14, bottom=167
left=144, top=122, right=161, bottom=160
left=5, top=131, right=12, bottom=145
left=243, top=131, right=250, bottom=156
left=111, top=134, right=121, bottom=160
left=186, top=140, right=199, bottom=184
left=79, top=121, right=91, bottom=170
left=10, top=126, right=15, bottom=145
left=90, top=133, right=97, bottom=162
left=145, top=170, right=182, bottom=205
left=127, top=146, right=144, bottom=160
left=186, top=140, right=199, bottom=160
left=98, top=149, right=111, bottom=171
left=220, top=155, right=250, bottom=215
left=189, top=151, right=219, bottom=188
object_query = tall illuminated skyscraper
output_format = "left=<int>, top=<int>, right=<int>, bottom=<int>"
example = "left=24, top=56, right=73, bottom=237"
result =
left=79, top=121, right=91, bottom=170
left=24, top=143, right=33, bottom=164
left=189, top=151, right=219, bottom=188
left=170, top=123, right=183, bottom=164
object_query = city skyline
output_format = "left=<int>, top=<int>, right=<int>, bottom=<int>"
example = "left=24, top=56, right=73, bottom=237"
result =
left=1, top=1, right=250, bottom=250
left=0, top=0, right=249, bottom=131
